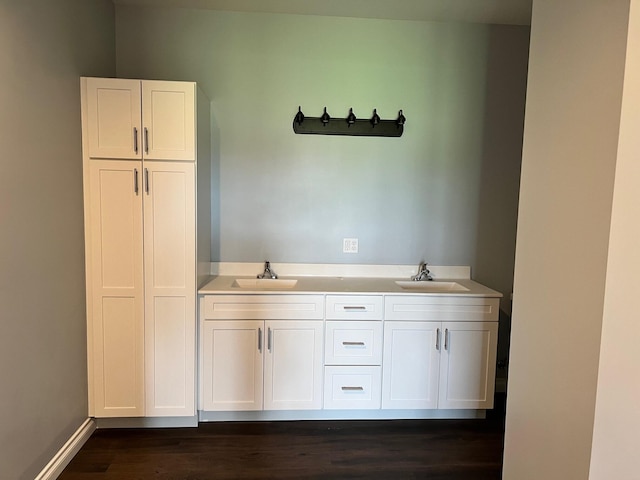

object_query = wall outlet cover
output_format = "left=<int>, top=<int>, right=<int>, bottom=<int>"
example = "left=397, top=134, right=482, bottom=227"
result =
left=343, top=238, right=359, bottom=253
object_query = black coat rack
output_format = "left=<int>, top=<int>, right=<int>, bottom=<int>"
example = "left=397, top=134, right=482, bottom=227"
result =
left=292, top=107, right=405, bottom=137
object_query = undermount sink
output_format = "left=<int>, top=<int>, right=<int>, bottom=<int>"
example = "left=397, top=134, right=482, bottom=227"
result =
left=395, top=280, right=469, bottom=292
left=232, top=278, right=298, bottom=289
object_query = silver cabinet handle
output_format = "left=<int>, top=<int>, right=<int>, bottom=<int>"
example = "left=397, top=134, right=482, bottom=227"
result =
left=444, top=328, right=449, bottom=350
left=144, top=127, right=149, bottom=154
left=258, top=327, right=263, bottom=353
left=144, top=168, right=149, bottom=194
left=342, top=341, right=365, bottom=346
left=436, top=328, right=440, bottom=350
left=134, top=168, right=139, bottom=195
left=343, top=306, right=367, bottom=311
left=341, top=386, right=364, bottom=391
left=267, top=327, right=272, bottom=352
left=133, top=127, right=139, bottom=154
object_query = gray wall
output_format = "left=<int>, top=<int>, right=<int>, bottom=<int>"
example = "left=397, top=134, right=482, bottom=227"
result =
left=503, top=0, right=629, bottom=478
left=115, top=6, right=529, bottom=304
left=0, top=1, right=114, bottom=478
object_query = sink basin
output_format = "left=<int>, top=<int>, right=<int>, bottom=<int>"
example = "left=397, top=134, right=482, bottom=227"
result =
left=394, top=281, right=469, bottom=292
left=232, top=278, right=298, bottom=289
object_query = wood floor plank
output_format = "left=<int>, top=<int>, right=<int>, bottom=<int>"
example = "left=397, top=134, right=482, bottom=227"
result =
left=61, top=401, right=505, bottom=479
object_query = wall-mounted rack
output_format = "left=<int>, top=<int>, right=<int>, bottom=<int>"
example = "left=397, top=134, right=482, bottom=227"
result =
left=292, top=107, right=405, bottom=137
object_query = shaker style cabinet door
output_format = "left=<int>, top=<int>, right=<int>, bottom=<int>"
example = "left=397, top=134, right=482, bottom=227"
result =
left=381, top=321, right=441, bottom=410
left=143, top=161, right=196, bottom=416
left=88, top=160, right=145, bottom=417
left=86, top=78, right=142, bottom=160
left=264, top=320, right=324, bottom=410
left=202, top=321, right=264, bottom=411
left=438, top=322, right=498, bottom=410
left=142, top=81, right=196, bottom=161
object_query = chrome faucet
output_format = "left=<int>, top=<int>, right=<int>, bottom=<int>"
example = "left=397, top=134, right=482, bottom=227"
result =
left=411, top=261, right=433, bottom=281
left=257, top=261, right=278, bottom=279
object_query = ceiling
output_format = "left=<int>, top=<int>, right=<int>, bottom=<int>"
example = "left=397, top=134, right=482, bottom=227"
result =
left=112, top=0, right=533, bottom=26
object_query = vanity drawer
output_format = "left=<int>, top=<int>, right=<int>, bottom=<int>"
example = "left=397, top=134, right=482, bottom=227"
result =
left=202, top=294, right=324, bottom=320
left=325, top=295, right=383, bottom=320
left=324, top=366, right=382, bottom=410
left=325, top=321, right=383, bottom=365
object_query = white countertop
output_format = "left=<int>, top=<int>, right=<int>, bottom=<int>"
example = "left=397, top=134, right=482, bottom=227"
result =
left=198, top=275, right=502, bottom=297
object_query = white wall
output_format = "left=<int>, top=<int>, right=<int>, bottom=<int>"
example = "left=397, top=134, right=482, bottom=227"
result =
left=503, top=0, right=630, bottom=478
left=115, top=6, right=529, bottom=305
left=0, top=0, right=114, bottom=478
left=589, top=1, right=640, bottom=478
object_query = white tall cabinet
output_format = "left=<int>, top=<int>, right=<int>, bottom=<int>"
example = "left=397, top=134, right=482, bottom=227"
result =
left=81, top=77, right=210, bottom=418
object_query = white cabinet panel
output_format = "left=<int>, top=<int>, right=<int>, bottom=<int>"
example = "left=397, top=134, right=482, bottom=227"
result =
left=385, top=295, right=500, bottom=322
left=202, top=321, right=264, bottom=411
left=382, top=321, right=441, bottom=410
left=142, top=81, right=195, bottom=161
left=86, top=78, right=142, bottom=160
left=325, top=295, right=383, bottom=320
left=324, top=366, right=381, bottom=410
left=264, top=320, right=324, bottom=410
left=144, top=161, right=196, bottom=416
left=202, top=295, right=324, bottom=320
left=98, top=297, right=144, bottom=415
left=325, top=321, right=382, bottom=366
left=438, top=322, right=498, bottom=409
left=88, top=160, right=144, bottom=417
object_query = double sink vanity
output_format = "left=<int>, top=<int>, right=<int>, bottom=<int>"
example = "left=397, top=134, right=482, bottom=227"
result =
left=198, top=263, right=502, bottom=422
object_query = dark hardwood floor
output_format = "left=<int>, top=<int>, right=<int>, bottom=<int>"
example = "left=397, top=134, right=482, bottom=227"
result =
left=60, top=396, right=505, bottom=480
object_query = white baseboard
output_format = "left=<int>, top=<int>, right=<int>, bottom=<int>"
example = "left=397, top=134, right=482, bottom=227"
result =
left=35, top=417, right=95, bottom=480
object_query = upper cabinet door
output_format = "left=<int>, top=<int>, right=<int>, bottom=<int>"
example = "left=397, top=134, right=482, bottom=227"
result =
left=86, top=78, right=142, bottom=160
left=142, top=81, right=196, bottom=161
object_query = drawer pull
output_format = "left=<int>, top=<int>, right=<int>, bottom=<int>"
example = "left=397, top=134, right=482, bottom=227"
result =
left=341, top=386, right=364, bottom=391
left=342, top=341, right=365, bottom=346
left=343, top=306, right=367, bottom=311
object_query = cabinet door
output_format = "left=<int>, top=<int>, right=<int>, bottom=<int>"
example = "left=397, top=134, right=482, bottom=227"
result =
left=264, top=320, right=324, bottom=410
left=142, top=81, right=195, bottom=161
left=202, top=321, right=264, bottom=411
left=438, top=322, right=498, bottom=409
left=382, top=321, right=441, bottom=409
left=86, top=78, right=142, bottom=160
left=88, top=160, right=144, bottom=417
left=143, top=161, right=196, bottom=416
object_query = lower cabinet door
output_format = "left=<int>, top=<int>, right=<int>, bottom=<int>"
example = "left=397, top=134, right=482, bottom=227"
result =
left=89, top=160, right=145, bottom=418
left=202, top=321, right=264, bottom=411
left=264, top=320, right=324, bottom=410
left=324, top=366, right=382, bottom=409
left=381, top=321, right=441, bottom=409
left=143, top=161, right=196, bottom=416
left=438, top=321, right=498, bottom=409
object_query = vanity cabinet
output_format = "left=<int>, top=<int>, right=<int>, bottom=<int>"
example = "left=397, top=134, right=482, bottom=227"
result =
left=382, top=296, right=499, bottom=410
left=81, top=77, right=210, bottom=418
left=200, top=295, right=324, bottom=411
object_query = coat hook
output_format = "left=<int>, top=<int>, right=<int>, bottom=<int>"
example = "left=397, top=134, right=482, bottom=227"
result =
left=371, top=108, right=381, bottom=127
left=346, top=108, right=356, bottom=127
left=294, top=106, right=305, bottom=125
left=396, top=109, right=406, bottom=127
left=321, top=107, right=330, bottom=126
